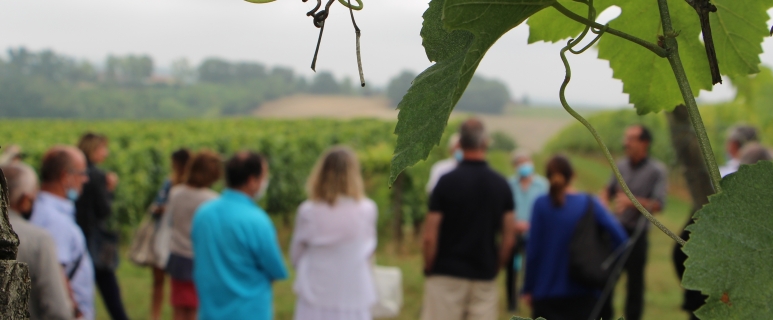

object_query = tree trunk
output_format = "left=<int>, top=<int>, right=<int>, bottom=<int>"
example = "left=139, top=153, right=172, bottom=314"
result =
left=667, top=104, right=714, bottom=214
left=666, top=104, right=712, bottom=315
left=0, top=168, right=30, bottom=319
left=391, top=173, right=404, bottom=250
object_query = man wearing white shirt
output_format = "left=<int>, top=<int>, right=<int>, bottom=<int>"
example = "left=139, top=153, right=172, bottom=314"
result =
left=426, top=134, right=461, bottom=194
left=719, top=125, right=758, bottom=177
left=30, top=146, right=94, bottom=320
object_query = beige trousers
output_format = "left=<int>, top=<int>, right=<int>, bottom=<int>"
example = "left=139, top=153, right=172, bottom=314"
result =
left=420, top=275, right=498, bottom=320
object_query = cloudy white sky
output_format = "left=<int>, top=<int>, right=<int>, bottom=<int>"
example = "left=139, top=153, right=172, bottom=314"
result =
left=1, top=0, right=771, bottom=107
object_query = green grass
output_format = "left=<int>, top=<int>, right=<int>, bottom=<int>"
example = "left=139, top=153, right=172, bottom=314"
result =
left=97, top=154, right=694, bottom=320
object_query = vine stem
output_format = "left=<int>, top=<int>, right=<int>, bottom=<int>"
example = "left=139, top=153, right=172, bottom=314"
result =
left=552, top=3, right=668, bottom=58
left=656, top=0, right=723, bottom=193
left=559, top=44, right=687, bottom=246
left=557, top=0, right=686, bottom=245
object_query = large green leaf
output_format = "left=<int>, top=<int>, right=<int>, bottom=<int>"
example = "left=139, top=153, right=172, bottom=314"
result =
left=682, top=161, right=773, bottom=319
left=526, top=0, right=613, bottom=44
left=711, top=0, right=773, bottom=77
left=526, top=0, right=773, bottom=114
left=596, top=0, right=711, bottom=114
left=390, top=0, right=553, bottom=182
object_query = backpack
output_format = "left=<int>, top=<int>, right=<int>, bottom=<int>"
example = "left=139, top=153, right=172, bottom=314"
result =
left=569, top=195, right=614, bottom=289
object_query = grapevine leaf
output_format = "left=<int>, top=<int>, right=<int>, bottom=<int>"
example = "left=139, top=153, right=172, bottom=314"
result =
left=681, top=161, right=773, bottom=319
left=596, top=0, right=711, bottom=114
left=526, top=0, right=613, bottom=44
left=710, top=0, right=773, bottom=77
left=390, top=0, right=553, bottom=183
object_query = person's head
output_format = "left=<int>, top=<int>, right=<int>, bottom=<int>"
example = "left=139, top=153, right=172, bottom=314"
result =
left=726, top=125, right=759, bottom=159
left=546, top=155, right=574, bottom=207
left=2, top=162, right=39, bottom=217
left=623, top=125, right=652, bottom=162
left=511, top=150, right=535, bottom=178
left=459, top=118, right=488, bottom=153
left=225, top=151, right=269, bottom=200
left=0, top=145, right=24, bottom=166
left=77, top=132, right=109, bottom=164
left=306, top=146, right=364, bottom=205
left=183, top=150, right=222, bottom=189
left=170, top=148, right=192, bottom=185
left=738, top=142, right=772, bottom=165
left=40, top=145, right=88, bottom=200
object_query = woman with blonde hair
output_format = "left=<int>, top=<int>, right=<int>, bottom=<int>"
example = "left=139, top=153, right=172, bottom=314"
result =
left=290, top=146, right=378, bottom=320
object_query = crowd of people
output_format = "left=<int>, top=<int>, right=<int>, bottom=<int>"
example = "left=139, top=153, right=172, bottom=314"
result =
left=0, top=119, right=770, bottom=320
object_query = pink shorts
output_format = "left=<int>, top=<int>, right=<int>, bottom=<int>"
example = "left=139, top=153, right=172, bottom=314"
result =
left=171, top=279, right=198, bottom=308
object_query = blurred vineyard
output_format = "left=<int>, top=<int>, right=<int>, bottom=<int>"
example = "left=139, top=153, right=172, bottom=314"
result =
left=543, top=103, right=765, bottom=168
left=1, top=118, right=514, bottom=242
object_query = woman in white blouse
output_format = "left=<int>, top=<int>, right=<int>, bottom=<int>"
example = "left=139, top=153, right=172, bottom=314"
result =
left=291, top=146, right=378, bottom=320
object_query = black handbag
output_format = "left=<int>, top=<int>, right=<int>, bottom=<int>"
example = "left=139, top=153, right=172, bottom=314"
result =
left=569, top=195, right=614, bottom=289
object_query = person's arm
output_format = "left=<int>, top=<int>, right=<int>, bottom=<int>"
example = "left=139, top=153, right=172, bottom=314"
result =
left=36, top=235, right=74, bottom=320
left=522, top=201, right=544, bottom=296
left=61, top=269, right=81, bottom=319
left=289, top=209, right=310, bottom=269
left=614, top=166, right=667, bottom=213
left=89, top=169, right=113, bottom=221
left=592, top=198, right=629, bottom=248
left=253, top=219, right=289, bottom=281
left=498, top=211, right=517, bottom=269
left=422, top=212, right=442, bottom=275
left=599, top=174, right=617, bottom=208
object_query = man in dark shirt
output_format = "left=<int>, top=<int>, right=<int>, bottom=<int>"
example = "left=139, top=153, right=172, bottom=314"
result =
left=421, top=118, right=517, bottom=320
left=601, top=125, right=668, bottom=320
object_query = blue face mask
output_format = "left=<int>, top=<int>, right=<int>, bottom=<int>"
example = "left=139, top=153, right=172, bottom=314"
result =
left=518, top=163, right=535, bottom=177
left=66, top=188, right=80, bottom=201
left=454, top=149, right=464, bottom=162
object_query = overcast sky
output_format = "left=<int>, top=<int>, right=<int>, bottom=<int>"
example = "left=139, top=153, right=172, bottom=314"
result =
left=1, top=0, right=772, bottom=107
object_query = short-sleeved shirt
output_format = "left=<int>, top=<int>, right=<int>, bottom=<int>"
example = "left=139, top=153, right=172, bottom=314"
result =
left=192, top=189, right=289, bottom=320
left=429, top=160, right=515, bottom=280
left=30, top=191, right=95, bottom=320
left=508, top=174, right=549, bottom=223
left=10, top=212, right=72, bottom=320
left=607, top=157, right=668, bottom=230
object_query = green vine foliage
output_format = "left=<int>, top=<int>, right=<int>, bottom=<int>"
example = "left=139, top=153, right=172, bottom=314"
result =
left=390, top=0, right=773, bottom=185
left=682, top=161, right=773, bottom=318
left=385, top=0, right=773, bottom=318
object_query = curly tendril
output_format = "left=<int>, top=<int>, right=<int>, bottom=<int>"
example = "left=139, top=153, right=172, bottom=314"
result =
left=558, top=0, right=686, bottom=246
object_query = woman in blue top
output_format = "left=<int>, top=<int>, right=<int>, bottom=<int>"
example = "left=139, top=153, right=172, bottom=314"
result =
left=522, top=155, right=628, bottom=320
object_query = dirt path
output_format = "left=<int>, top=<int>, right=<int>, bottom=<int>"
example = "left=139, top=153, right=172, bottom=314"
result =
left=254, top=95, right=572, bottom=152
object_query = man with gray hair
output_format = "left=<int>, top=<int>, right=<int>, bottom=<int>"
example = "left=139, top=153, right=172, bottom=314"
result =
left=421, top=118, right=517, bottom=320
left=30, top=146, right=94, bottom=320
left=2, top=162, right=73, bottom=320
left=720, top=125, right=759, bottom=177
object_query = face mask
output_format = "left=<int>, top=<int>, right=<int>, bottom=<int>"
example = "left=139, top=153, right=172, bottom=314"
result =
left=453, top=149, right=464, bottom=162
left=518, top=162, right=535, bottom=177
left=66, top=188, right=80, bottom=201
left=254, top=178, right=270, bottom=201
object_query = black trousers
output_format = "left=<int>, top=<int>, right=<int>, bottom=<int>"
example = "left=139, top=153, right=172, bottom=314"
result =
left=604, top=229, right=648, bottom=320
left=672, top=225, right=707, bottom=319
left=95, top=267, right=129, bottom=320
left=532, top=295, right=597, bottom=320
left=506, top=236, right=526, bottom=311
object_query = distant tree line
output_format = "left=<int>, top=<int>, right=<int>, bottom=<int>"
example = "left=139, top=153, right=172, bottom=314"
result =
left=0, top=48, right=511, bottom=118
left=0, top=48, right=371, bottom=118
left=386, top=70, right=512, bottom=114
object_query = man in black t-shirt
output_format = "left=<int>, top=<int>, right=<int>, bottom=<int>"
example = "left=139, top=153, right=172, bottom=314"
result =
left=421, top=118, right=517, bottom=320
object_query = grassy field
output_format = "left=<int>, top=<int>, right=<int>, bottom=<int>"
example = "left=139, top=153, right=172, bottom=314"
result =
left=96, top=154, right=694, bottom=320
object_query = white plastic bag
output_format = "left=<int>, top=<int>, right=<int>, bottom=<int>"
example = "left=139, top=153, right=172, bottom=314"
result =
left=371, top=265, right=403, bottom=318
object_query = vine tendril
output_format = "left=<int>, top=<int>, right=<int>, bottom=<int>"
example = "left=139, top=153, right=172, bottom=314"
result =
left=559, top=0, right=686, bottom=246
